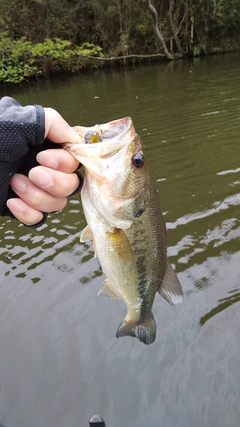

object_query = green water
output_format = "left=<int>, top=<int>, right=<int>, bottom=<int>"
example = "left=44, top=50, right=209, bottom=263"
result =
left=0, top=54, right=240, bottom=427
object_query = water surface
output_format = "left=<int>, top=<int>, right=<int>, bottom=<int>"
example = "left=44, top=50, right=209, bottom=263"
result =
left=0, top=54, right=240, bottom=427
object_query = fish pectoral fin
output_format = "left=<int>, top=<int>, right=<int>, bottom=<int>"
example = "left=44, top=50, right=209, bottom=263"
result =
left=80, top=225, right=93, bottom=242
left=116, top=314, right=156, bottom=345
left=97, top=279, right=120, bottom=299
left=106, top=228, right=134, bottom=261
left=158, top=260, right=183, bottom=305
left=80, top=225, right=98, bottom=257
left=115, top=188, right=147, bottom=222
left=97, top=186, right=146, bottom=229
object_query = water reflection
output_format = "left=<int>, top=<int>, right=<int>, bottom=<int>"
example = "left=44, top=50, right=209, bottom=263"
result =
left=166, top=193, right=240, bottom=230
left=200, top=289, right=240, bottom=325
left=1, top=54, right=240, bottom=427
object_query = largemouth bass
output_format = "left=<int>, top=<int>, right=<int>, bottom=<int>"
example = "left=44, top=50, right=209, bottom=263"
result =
left=64, top=117, right=183, bottom=345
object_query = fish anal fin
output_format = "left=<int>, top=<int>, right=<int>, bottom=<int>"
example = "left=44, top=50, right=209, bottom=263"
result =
left=158, top=260, right=183, bottom=305
left=116, top=313, right=156, bottom=345
left=97, top=279, right=120, bottom=299
left=106, top=228, right=133, bottom=261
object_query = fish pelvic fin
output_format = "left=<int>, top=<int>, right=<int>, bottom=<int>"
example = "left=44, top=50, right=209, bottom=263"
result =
left=158, top=260, right=183, bottom=305
left=80, top=225, right=92, bottom=242
left=98, top=279, right=120, bottom=299
left=116, top=314, right=156, bottom=345
left=80, top=225, right=98, bottom=257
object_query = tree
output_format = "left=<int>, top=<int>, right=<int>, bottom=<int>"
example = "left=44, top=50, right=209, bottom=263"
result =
left=145, top=0, right=174, bottom=59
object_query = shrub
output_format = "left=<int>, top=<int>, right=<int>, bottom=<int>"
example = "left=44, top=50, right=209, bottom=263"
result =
left=0, top=36, right=103, bottom=83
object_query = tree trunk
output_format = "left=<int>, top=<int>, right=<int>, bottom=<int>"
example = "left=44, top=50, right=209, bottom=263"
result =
left=168, top=0, right=185, bottom=55
left=145, top=0, right=174, bottom=60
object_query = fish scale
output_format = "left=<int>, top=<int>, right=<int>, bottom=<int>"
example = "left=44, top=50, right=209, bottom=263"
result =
left=64, top=117, right=183, bottom=345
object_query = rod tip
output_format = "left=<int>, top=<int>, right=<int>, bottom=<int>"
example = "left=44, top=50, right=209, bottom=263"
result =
left=89, top=415, right=106, bottom=426
left=88, top=415, right=105, bottom=427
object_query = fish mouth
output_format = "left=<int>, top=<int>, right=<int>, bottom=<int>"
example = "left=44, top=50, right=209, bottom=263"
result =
left=93, top=116, right=133, bottom=143
left=65, top=117, right=134, bottom=155
left=76, top=116, right=133, bottom=143
left=63, top=117, right=136, bottom=173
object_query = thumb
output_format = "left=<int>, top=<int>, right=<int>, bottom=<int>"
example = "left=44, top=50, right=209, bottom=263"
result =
left=44, top=107, right=80, bottom=144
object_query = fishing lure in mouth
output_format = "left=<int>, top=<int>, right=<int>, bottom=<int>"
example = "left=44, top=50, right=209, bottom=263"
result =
left=84, top=130, right=103, bottom=144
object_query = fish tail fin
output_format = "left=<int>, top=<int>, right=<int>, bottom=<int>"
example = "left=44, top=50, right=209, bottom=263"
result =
left=116, top=314, right=156, bottom=345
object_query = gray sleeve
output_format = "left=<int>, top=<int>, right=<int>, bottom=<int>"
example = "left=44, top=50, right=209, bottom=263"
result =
left=0, top=96, right=46, bottom=217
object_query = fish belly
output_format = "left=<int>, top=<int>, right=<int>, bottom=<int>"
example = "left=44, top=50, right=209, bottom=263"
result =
left=81, top=179, right=167, bottom=344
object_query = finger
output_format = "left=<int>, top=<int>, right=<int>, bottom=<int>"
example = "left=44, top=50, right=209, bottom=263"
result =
left=7, top=198, right=45, bottom=226
left=36, top=148, right=79, bottom=173
left=10, top=174, right=67, bottom=212
left=28, top=166, right=80, bottom=197
left=44, top=108, right=80, bottom=144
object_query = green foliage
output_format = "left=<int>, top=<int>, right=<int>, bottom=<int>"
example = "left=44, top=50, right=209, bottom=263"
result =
left=0, top=36, right=39, bottom=83
left=1, top=0, right=240, bottom=79
left=0, top=36, right=103, bottom=83
left=209, top=0, right=240, bottom=38
left=32, top=39, right=73, bottom=59
left=193, top=44, right=207, bottom=57
left=76, top=43, right=104, bottom=58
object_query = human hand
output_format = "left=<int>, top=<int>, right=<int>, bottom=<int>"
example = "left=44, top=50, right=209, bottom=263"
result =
left=7, top=108, right=82, bottom=226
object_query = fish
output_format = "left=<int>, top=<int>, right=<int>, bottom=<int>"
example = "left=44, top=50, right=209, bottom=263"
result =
left=64, top=117, right=183, bottom=345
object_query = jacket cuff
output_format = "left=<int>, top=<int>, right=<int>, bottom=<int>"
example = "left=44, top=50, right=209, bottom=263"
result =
left=35, top=104, right=45, bottom=146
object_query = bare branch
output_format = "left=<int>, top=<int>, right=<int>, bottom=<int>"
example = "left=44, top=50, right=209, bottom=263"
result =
left=145, top=0, right=174, bottom=60
left=77, top=53, right=165, bottom=61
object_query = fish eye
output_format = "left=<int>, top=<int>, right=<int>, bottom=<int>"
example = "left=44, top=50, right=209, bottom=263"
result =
left=132, top=152, right=145, bottom=168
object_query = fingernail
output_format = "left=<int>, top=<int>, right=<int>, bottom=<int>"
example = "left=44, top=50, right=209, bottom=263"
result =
left=7, top=198, right=24, bottom=214
left=37, top=152, right=59, bottom=168
left=29, top=169, right=53, bottom=187
left=68, top=126, right=82, bottom=143
left=10, top=174, right=27, bottom=193
left=69, top=126, right=78, bottom=135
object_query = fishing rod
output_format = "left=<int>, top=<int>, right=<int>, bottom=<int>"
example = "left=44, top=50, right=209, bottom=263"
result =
left=89, top=415, right=106, bottom=427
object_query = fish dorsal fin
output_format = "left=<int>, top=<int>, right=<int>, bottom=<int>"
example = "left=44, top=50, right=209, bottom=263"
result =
left=158, top=260, right=183, bottom=305
left=80, top=225, right=92, bottom=242
left=98, top=279, right=120, bottom=299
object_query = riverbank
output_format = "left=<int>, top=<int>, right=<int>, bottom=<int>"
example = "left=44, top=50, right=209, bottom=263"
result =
left=1, top=35, right=240, bottom=84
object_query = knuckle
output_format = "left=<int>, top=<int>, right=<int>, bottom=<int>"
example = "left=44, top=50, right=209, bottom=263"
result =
left=31, top=192, right=45, bottom=207
left=57, top=150, right=79, bottom=172
left=55, top=175, right=77, bottom=197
